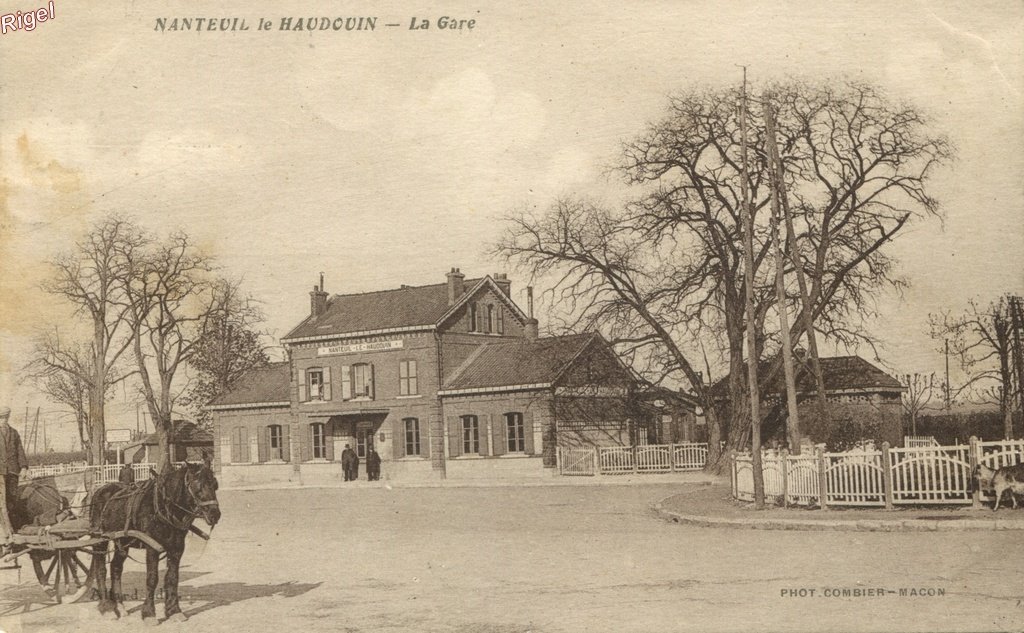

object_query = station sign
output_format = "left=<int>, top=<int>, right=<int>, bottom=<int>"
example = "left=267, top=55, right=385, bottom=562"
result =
left=105, top=429, right=133, bottom=444
left=317, top=339, right=404, bottom=356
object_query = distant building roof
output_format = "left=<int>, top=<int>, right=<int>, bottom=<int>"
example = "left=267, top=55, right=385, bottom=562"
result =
left=207, top=362, right=291, bottom=407
left=130, top=421, right=213, bottom=447
left=442, top=333, right=601, bottom=392
left=282, top=279, right=484, bottom=341
left=713, top=355, right=903, bottom=397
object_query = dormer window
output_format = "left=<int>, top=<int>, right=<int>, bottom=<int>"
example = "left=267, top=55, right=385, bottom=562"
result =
left=469, top=303, right=478, bottom=332
left=486, top=305, right=494, bottom=333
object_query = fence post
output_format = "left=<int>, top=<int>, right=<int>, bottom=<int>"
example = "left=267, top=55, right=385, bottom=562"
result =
left=632, top=445, right=638, bottom=474
left=669, top=444, right=676, bottom=473
left=881, top=441, right=894, bottom=510
left=969, top=436, right=982, bottom=509
left=816, top=446, right=828, bottom=511
left=729, top=450, right=737, bottom=498
left=781, top=449, right=789, bottom=508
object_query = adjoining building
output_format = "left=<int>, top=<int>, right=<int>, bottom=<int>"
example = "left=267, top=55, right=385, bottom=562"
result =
left=208, top=269, right=688, bottom=486
left=714, top=354, right=905, bottom=449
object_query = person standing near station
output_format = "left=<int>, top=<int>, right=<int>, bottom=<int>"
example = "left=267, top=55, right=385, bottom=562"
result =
left=0, top=407, right=29, bottom=540
left=366, top=448, right=381, bottom=481
left=341, top=444, right=356, bottom=482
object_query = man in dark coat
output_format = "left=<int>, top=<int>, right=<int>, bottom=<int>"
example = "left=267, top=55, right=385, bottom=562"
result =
left=366, top=448, right=381, bottom=481
left=119, top=461, right=135, bottom=485
left=341, top=444, right=356, bottom=482
left=0, top=406, right=29, bottom=542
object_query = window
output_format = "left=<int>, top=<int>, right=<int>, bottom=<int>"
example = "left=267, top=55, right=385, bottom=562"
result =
left=268, top=424, right=284, bottom=461
left=352, top=363, right=373, bottom=398
left=475, top=304, right=486, bottom=333
left=486, top=305, right=494, bottom=333
left=505, top=412, right=525, bottom=452
left=461, top=415, right=480, bottom=454
left=356, top=428, right=373, bottom=458
left=311, top=422, right=326, bottom=459
left=404, top=418, right=421, bottom=456
left=308, top=369, right=324, bottom=400
left=496, top=307, right=504, bottom=334
left=399, top=360, right=418, bottom=395
left=469, top=304, right=477, bottom=332
left=230, top=426, right=249, bottom=463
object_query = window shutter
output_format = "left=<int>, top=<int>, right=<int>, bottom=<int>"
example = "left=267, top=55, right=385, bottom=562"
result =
left=395, top=419, right=406, bottom=459
left=524, top=411, right=535, bottom=454
left=325, top=423, right=336, bottom=461
left=257, top=426, right=268, bottom=463
left=492, top=415, right=507, bottom=456
left=322, top=366, right=332, bottom=401
left=231, top=427, right=240, bottom=463
left=369, top=364, right=375, bottom=399
left=447, top=416, right=461, bottom=457
left=341, top=365, right=352, bottom=400
left=282, top=425, right=292, bottom=462
left=478, top=414, right=490, bottom=456
left=300, top=424, right=311, bottom=462
left=298, top=370, right=308, bottom=402
left=240, top=427, right=250, bottom=463
left=421, top=416, right=430, bottom=459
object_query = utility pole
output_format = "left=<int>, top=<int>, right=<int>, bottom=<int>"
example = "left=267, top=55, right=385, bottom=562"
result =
left=738, top=67, right=765, bottom=509
left=764, top=95, right=802, bottom=454
left=944, top=339, right=951, bottom=410
left=1010, top=295, right=1024, bottom=436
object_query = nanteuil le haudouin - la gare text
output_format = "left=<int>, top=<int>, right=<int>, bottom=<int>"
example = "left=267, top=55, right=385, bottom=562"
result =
left=153, top=15, right=477, bottom=32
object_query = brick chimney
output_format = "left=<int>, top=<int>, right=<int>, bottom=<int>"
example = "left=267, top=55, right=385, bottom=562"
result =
left=493, top=273, right=511, bottom=297
left=446, top=267, right=465, bottom=305
left=310, top=272, right=328, bottom=318
left=524, top=317, right=539, bottom=340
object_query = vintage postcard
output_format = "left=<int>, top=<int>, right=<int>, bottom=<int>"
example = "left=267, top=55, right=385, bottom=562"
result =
left=1, top=1, right=1022, bottom=632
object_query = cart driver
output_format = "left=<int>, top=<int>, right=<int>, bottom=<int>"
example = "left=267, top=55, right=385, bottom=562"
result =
left=0, top=406, right=29, bottom=543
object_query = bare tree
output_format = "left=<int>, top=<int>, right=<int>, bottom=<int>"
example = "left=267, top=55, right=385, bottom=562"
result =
left=180, top=278, right=270, bottom=427
left=30, top=217, right=144, bottom=464
left=120, top=231, right=219, bottom=470
left=932, top=296, right=1023, bottom=439
left=497, top=80, right=952, bottom=491
left=900, top=372, right=936, bottom=436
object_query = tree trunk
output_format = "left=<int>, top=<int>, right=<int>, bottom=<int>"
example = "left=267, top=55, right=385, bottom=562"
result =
left=88, top=386, right=105, bottom=465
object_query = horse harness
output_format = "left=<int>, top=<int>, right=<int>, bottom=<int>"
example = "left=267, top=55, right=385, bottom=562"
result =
left=97, top=468, right=216, bottom=542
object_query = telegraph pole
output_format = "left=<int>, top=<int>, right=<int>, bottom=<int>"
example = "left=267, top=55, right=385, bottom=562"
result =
left=944, top=339, right=951, bottom=410
left=764, top=96, right=802, bottom=454
left=738, top=67, right=765, bottom=509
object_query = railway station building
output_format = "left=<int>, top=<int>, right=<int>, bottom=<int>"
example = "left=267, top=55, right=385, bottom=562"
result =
left=208, top=269, right=683, bottom=486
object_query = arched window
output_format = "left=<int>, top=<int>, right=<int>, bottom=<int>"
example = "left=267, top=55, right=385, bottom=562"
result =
left=505, top=412, right=525, bottom=452
left=311, top=422, right=326, bottom=459
left=461, top=415, right=480, bottom=453
left=469, top=303, right=477, bottom=331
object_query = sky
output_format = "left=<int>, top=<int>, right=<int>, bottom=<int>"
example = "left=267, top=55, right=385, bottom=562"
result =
left=1, top=0, right=1021, bottom=449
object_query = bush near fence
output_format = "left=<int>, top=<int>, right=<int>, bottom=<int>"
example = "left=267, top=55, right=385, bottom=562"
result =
left=732, top=438, right=1024, bottom=509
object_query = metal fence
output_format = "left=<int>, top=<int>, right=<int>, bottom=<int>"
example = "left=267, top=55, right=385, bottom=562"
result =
left=732, top=438, right=1024, bottom=508
left=558, top=443, right=707, bottom=476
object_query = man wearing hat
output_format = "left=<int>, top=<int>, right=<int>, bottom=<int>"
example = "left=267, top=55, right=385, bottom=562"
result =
left=0, top=407, right=28, bottom=541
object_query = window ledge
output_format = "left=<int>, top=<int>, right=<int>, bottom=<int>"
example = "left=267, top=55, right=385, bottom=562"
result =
left=396, top=394, right=423, bottom=399
left=397, top=456, right=427, bottom=461
left=455, top=454, right=486, bottom=459
left=498, top=453, right=531, bottom=458
left=303, top=459, right=332, bottom=464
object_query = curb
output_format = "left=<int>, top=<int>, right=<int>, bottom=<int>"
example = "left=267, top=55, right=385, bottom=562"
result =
left=223, top=474, right=718, bottom=492
left=651, top=496, right=1024, bottom=532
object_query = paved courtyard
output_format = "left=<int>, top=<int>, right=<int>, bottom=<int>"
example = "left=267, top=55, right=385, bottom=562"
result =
left=1, top=483, right=1022, bottom=632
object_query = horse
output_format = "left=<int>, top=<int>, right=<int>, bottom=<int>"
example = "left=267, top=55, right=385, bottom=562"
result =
left=89, top=456, right=221, bottom=623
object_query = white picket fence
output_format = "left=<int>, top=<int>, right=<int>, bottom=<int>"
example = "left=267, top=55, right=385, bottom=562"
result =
left=558, top=443, right=707, bottom=476
left=28, top=462, right=159, bottom=487
left=732, top=438, right=1024, bottom=508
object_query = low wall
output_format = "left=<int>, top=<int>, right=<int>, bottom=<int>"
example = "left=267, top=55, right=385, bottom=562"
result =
left=445, top=455, right=552, bottom=480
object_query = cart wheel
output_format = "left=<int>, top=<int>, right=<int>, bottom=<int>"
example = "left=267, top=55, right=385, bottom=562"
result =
left=30, top=549, right=93, bottom=603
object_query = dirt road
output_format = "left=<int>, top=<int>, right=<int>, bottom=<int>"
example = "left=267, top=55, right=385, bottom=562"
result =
left=1, top=484, right=1021, bottom=632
